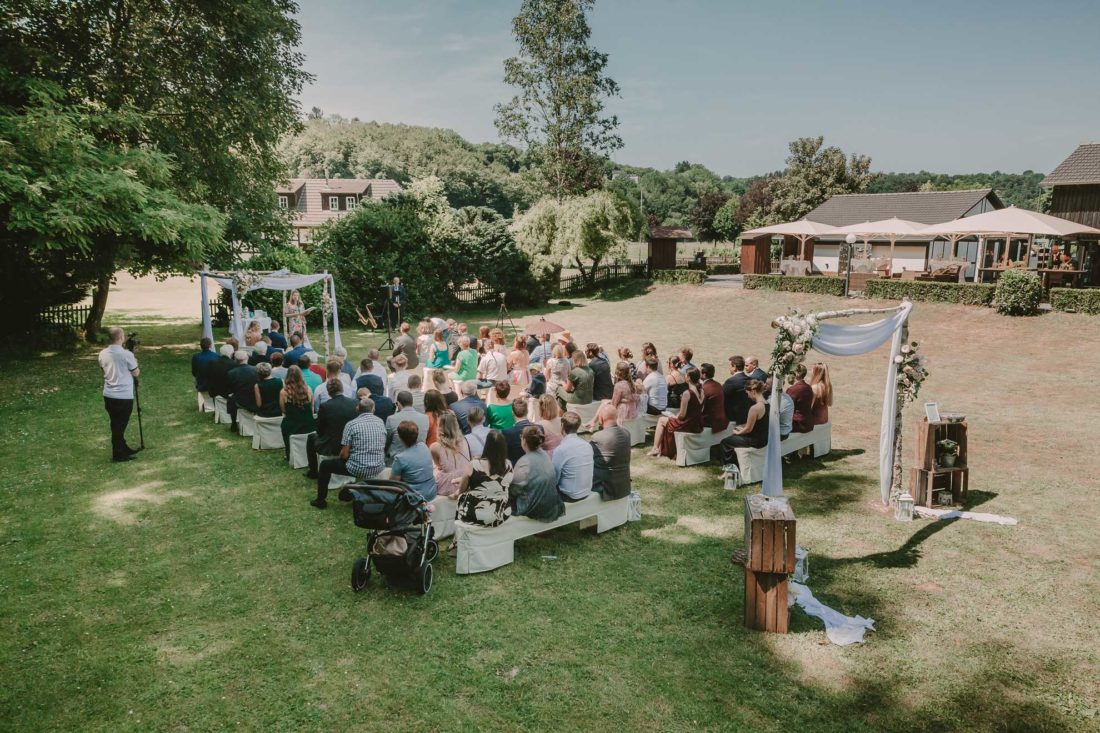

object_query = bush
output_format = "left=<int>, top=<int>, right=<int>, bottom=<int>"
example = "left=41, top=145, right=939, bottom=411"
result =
left=1050, top=288, right=1100, bottom=315
left=707, top=263, right=740, bottom=275
left=652, top=269, right=706, bottom=285
left=743, top=274, right=846, bottom=296
left=993, top=269, right=1043, bottom=316
left=863, top=279, right=995, bottom=305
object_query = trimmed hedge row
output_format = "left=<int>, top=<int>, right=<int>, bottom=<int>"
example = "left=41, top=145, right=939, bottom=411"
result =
left=707, top=264, right=741, bottom=275
left=652, top=269, right=707, bottom=285
left=1050, top=288, right=1100, bottom=315
left=742, top=274, right=846, bottom=296
left=863, top=279, right=995, bottom=305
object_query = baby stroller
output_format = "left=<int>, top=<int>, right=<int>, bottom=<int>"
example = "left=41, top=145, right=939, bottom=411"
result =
left=348, top=479, right=438, bottom=594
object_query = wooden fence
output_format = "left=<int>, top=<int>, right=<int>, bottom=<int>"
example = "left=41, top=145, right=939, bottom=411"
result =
left=31, top=303, right=92, bottom=346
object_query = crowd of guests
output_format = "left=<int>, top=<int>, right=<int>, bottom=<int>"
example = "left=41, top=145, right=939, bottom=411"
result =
left=192, top=316, right=835, bottom=527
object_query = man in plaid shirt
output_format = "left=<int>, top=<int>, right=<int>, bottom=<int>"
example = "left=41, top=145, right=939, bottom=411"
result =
left=312, top=397, right=386, bottom=509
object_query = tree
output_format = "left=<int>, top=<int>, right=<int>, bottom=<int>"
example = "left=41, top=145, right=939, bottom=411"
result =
left=8, top=0, right=310, bottom=336
left=737, top=176, right=777, bottom=230
left=712, top=196, right=742, bottom=241
left=512, top=190, right=635, bottom=285
left=494, top=0, right=622, bottom=199
left=690, top=192, right=732, bottom=242
left=768, top=136, right=874, bottom=222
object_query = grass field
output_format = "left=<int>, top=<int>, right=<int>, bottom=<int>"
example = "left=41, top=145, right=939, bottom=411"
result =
left=2, top=283, right=1097, bottom=731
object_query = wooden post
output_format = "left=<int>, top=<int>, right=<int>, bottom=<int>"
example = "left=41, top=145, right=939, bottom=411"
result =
left=735, top=494, right=796, bottom=634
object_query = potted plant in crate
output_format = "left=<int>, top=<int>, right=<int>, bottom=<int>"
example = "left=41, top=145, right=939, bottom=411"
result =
left=936, top=438, right=960, bottom=468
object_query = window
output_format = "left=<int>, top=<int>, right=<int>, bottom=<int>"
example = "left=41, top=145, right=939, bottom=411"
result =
left=346, top=196, right=358, bottom=210
left=328, top=196, right=339, bottom=210
left=278, top=195, right=288, bottom=210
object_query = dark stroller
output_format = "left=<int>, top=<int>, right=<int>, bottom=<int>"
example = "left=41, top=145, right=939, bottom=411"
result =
left=348, top=479, right=438, bottom=594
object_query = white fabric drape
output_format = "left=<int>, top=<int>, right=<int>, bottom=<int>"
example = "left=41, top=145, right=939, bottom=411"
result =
left=763, top=302, right=912, bottom=504
left=200, top=274, right=213, bottom=341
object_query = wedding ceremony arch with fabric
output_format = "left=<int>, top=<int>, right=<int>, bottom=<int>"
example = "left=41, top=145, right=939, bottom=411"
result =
left=764, top=301, right=915, bottom=505
left=199, top=269, right=343, bottom=354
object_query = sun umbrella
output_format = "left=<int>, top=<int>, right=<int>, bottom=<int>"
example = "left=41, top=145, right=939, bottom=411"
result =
left=524, top=317, right=565, bottom=336
left=918, top=206, right=1100, bottom=238
left=741, top=219, right=841, bottom=260
left=835, top=218, right=927, bottom=275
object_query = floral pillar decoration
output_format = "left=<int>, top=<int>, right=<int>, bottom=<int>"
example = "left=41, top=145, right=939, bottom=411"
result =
left=892, top=338, right=929, bottom=503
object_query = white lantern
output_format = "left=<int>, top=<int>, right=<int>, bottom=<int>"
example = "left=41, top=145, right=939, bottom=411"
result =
left=721, top=465, right=740, bottom=491
left=895, top=492, right=915, bottom=522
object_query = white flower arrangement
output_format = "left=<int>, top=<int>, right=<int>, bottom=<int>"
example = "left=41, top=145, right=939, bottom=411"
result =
left=896, top=341, right=929, bottom=406
left=770, top=309, right=818, bottom=382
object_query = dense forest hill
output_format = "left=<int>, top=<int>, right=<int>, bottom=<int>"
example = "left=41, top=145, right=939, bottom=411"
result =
left=280, top=116, right=1046, bottom=230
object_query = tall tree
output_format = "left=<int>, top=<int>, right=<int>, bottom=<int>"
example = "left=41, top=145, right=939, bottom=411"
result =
left=6, top=0, right=310, bottom=337
left=768, top=136, right=874, bottom=222
left=689, top=192, right=732, bottom=242
left=495, top=0, right=622, bottom=199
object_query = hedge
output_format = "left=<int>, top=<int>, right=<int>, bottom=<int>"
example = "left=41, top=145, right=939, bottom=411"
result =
left=863, top=279, right=995, bottom=306
left=1050, top=288, right=1100, bottom=315
left=707, top=264, right=740, bottom=275
left=742, top=274, right=846, bottom=296
left=652, top=269, right=707, bottom=285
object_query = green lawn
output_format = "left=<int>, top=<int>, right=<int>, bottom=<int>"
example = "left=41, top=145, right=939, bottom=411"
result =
left=2, top=284, right=1097, bottom=731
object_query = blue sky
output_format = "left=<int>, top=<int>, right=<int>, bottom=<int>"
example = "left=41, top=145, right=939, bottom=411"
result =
left=295, top=0, right=1100, bottom=176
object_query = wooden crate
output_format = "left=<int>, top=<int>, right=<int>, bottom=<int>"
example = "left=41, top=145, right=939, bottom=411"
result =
left=915, top=419, right=968, bottom=471
left=743, top=494, right=796, bottom=574
left=744, top=567, right=789, bottom=633
left=910, top=467, right=969, bottom=507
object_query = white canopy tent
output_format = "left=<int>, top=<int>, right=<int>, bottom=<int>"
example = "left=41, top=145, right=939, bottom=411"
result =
left=741, top=219, right=841, bottom=261
left=918, top=205, right=1100, bottom=239
left=834, top=218, right=928, bottom=276
left=199, top=269, right=343, bottom=354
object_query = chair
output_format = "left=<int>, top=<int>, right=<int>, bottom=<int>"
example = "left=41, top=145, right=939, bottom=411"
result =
left=319, top=454, right=356, bottom=491
left=197, top=391, right=214, bottom=413
left=288, top=433, right=311, bottom=469
left=214, top=396, right=231, bottom=424
left=252, top=415, right=284, bottom=450
left=237, top=410, right=257, bottom=437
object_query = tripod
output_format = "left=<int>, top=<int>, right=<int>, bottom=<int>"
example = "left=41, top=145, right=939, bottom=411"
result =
left=379, top=284, right=396, bottom=350
left=133, top=378, right=145, bottom=451
left=495, top=292, right=517, bottom=338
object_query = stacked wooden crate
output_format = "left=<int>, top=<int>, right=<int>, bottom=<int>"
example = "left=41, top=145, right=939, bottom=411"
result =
left=733, top=494, right=797, bottom=633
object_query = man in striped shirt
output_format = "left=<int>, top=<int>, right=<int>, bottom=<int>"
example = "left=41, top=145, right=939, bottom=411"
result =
left=312, top=397, right=387, bottom=509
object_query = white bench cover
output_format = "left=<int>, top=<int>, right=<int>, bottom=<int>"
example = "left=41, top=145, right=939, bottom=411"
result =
left=197, top=391, right=214, bottom=413
left=733, top=422, right=832, bottom=485
left=214, top=396, right=231, bottom=424
left=237, top=410, right=256, bottom=437
left=288, top=433, right=310, bottom=469
left=252, top=415, right=284, bottom=450
left=674, top=425, right=734, bottom=467
left=430, top=495, right=458, bottom=540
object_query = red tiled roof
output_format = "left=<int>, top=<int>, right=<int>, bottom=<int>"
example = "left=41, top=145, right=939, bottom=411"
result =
left=284, top=178, right=402, bottom=229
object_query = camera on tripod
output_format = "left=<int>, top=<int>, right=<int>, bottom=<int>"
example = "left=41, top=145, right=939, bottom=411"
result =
left=123, top=332, right=139, bottom=352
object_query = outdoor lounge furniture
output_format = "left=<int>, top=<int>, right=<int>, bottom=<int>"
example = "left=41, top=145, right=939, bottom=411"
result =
left=214, top=396, right=231, bottom=424
left=675, top=425, right=735, bottom=467
left=252, top=415, right=285, bottom=450
left=847, top=272, right=879, bottom=292
left=453, top=493, right=630, bottom=574
left=288, top=433, right=310, bottom=469
left=916, top=264, right=962, bottom=283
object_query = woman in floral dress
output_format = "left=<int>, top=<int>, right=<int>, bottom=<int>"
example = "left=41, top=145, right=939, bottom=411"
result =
left=283, top=290, right=314, bottom=343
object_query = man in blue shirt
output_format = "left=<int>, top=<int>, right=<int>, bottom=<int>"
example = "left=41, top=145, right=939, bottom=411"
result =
left=267, top=320, right=288, bottom=350
left=501, top=399, right=534, bottom=465
left=450, top=381, right=486, bottom=435
left=283, top=332, right=308, bottom=370
left=191, top=337, right=219, bottom=392
left=552, top=411, right=593, bottom=502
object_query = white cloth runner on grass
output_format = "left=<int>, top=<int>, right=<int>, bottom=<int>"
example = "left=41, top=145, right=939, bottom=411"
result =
left=788, top=582, right=876, bottom=646
left=914, top=507, right=1018, bottom=525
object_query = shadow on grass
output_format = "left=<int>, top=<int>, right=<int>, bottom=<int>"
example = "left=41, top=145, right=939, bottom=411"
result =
left=587, top=279, right=654, bottom=302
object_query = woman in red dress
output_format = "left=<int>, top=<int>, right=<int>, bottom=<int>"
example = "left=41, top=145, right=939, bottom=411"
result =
left=650, top=367, right=704, bottom=459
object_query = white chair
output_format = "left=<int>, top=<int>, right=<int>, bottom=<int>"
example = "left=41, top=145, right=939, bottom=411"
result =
left=288, top=433, right=311, bottom=469
left=214, top=396, right=231, bottom=424
left=237, top=410, right=257, bottom=437
left=252, top=415, right=284, bottom=450
left=196, top=391, right=214, bottom=413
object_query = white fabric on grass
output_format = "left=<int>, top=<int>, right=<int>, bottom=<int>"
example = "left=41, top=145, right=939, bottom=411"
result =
left=789, top=581, right=875, bottom=646
left=914, top=507, right=1018, bottom=525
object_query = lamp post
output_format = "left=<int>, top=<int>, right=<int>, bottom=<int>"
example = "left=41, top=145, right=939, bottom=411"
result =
left=844, top=233, right=857, bottom=297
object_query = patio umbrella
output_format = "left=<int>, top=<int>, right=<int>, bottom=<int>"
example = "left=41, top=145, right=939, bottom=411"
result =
left=524, top=317, right=566, bottom=336
left=918, top=205, right=1100, bottom=238
left=835, top=218, right=927, bottom=275
left=741, top=219, right=841, bottom=260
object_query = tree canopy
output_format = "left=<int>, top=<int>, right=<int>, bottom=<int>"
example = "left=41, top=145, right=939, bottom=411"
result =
left=767, top=136, right=875, bottom=223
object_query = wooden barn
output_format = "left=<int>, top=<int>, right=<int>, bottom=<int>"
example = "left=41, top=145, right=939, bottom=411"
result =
left=647, top=226, right=693, bottom=271
left=1042, top=143, right=1100, bottom=284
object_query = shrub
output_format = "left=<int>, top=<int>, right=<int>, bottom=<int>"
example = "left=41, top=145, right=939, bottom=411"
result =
left=742, top=274, right=846, bottom=296
left=993, top=269, right=1043, bottom=316
left=707, top=263, right=740, bottom=275
left=863, top=279, right=995, bottom=305
left=652, top=269, right=706, bottom=285
left=1050, top=288, right=1100, bottom=315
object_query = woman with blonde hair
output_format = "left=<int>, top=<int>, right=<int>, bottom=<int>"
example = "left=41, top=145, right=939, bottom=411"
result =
left=535, top=393, right=563, bottom=455
left=279, top=365, right=315, bottom=459
left=585, top=361, right=639, bottom=430
left=489, top=327, right=506, bottom=354
left=244, top=319, right=263, bottom=347
left=431, top=368, right=458, bottom=405
left=544, top=343, right=569, bottom=394
left=477, top=325, right=492, bottom=354
left=507, top=334, right=530, bottom=390
left=430, top=412, right=472, bottom=498
left=808, top=362, right=833, bottom=426
left=283, top=289, right=314, bottom=343
left=416, top=320, right=433, bottom=368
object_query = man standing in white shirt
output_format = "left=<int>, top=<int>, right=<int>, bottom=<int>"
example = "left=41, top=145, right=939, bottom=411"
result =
left=477, top=347, right=507, bottom=389
left=98, top=327, right=140, bottom=462
left=552, top=412, right=593, bottom=502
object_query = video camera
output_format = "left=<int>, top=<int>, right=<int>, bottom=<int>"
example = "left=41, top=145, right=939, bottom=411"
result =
left=123, top=332, right=139, bottom=352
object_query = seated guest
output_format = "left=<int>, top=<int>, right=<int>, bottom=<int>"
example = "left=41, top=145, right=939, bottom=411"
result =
left=502, top=398, right=535, bottom=466
left=486, top=381, right=516, bottom=430
left=767, top=379, right=795, bottom=440
left=283, top=332, right=307, bottom=370
left=464, top=407, right=490, bottom=458
left=407, top=374, right=426, bottom=413
left=525, top=364, right=546, bottom=398
left=313, top=358, right=353, bottom=411
left=251, top=362, right=283, bottom=417
left=678, top=346, right=696, bottom=373
left=529, top=333, right=553, bottom=364
left=312, top=397, right=386, bottom=509
left=556, top=350, right=594, bottom=408
left=808, top=362, right=833, bottom=426
left=390, top=421, right=437, bottom=501
left=610, top=360, right=640, bottom=425
left=476, top=340, right=508, bottom=389
left=431, top=369, right=459, bottom=405
left=333, top=346, right=355, bottom=379
left=386, top=354, right=412, bottom=398
left=723, top=355, right=750, bottom=425
left=536, top=394, right=563, bottom=455
left=786, top=363, right=814, bottom=434
left=618, top=347, right=637, bottom=380
left=353, top=358, right=385, bottom=396
left=543, top=344, right=569, bottom=395
left=586, top=343, right=614, bottom=401
left=720, top=379, right=769, bottom=468
left=280, top=365, right=316, bottom=459
left=298, top=355, right=322, bottom=391
left=509, top=426, right=565, bottom=522
left=430, top=412, right=471, bottom=498
left=451, top=381, right=486, bottom=435
left=304, top=377, right=354, bottom=477
left=552, top=411, right=593, bottom=502
left=590, top=403, right=632, bottom=500
left=306, top=353, right=327, bottom=380
left=244, top=320, right=262, bottom=347
left=423, top=389, right=451, bottom=447
left=364, top=384, right=395, bottom=423
left=191, top=337, right=219, bottom=392
left=451, top=335, right=479, bottom=384
left=665, top=356, right=687, bottom=409
left=267, top=320, right=288, bottom=350
left=641, top=357, right=668, bottom=415
left=390, top=321, right=419, bottom=371
left=458, top=430, right=514, bottom=525
left=227, top=351, right=258, bottom=431
left=700, top=363, right=729, bottom=433
left=204, top=344, right=237, bottom=398
left=248, top=341, right=270, bottom=366
left=507, top=335, right=531, bottom=391
left=269, top=351, right=287, bottom=380
left=355, top=349, right=388, bottom=382
left=745, top=355, right=768, bottom=382
left=650, top=367, right=704, bottom=459
left=641, top=342, right=660, bottom=371
left=385, top=391, right=429, bottom=461
left=427, top=328, right=451, bottom=375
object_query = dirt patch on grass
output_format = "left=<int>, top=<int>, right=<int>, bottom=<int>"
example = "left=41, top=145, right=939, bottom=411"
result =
left=92, top=481, right=192, bottom=525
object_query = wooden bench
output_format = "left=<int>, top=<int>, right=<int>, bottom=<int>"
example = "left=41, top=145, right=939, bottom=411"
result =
left=453, top=493, right=630, bottom=574
left=730, top=422, right=833, bottom=485
left=675, top=425, right=735, bottom=467
left=213, top=396, right=231, bottom=425
left=252, top=415, right=284, bottom=450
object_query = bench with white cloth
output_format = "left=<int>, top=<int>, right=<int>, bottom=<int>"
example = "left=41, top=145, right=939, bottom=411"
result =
left=430, top=494, right=458, bottom=540
left=197, top=391, right=214, bottom=413
left=453, top=493, right=630, bottom=574
left=675, top=425, right=735, bottom=467
left=237, top=410, right=257, bottom=437
left=731, top=423, right=832, bottom=485
left=288, top=433, right=311, bottom=469
left=214, top=396, right=231, bottom=424
left=252, top=415, right=284, bottom=450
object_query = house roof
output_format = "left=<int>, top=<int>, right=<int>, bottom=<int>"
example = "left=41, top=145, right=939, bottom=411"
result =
left=805, top=189, right=1002, bottom=226
left=649, top=226, right=693, bottom=240
left=283, top=178, right=403, bottom=229
left=275, top=180, right=305, bottom=195
left=1041, top=143, right=1100, bottom=187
